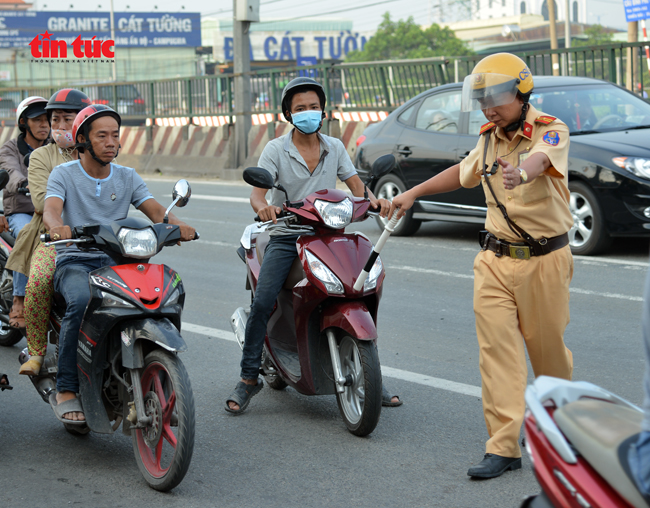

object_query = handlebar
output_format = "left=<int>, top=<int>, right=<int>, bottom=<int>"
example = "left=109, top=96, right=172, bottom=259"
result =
left=41, top=227, right=200, bottom=244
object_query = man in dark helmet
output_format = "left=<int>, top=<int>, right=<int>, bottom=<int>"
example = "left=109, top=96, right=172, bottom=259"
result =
left=225, top=77, right=403, bottom=414
left=0, top=96, right=50, bottom=327
left=42, top=105, right=196, bottom=424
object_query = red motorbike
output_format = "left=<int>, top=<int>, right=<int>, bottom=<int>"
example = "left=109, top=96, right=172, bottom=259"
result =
left=231, top=155, right=395, bottom=436
left=19, top=180, right=198, bottom=491
left=521, top=375, right=648, bottom=508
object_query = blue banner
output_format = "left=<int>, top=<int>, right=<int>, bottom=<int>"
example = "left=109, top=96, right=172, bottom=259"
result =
left=0, top=11, right=201, bottom=48
left=624, top=0, right=650, bottom=22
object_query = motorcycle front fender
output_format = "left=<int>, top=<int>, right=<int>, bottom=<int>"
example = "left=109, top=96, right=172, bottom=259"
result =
left=120, top=318, right=187, bottom=369
left=320, top=300, right=377, bottom=340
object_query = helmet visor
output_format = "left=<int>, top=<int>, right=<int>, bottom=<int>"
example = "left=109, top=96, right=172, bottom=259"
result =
left=461, top=73, right=519, bottom=112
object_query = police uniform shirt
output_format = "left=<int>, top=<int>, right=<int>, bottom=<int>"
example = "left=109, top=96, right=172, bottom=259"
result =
left=459, top=104, right=573, bottom=242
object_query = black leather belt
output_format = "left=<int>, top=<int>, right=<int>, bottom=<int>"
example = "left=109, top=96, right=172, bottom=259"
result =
left=481, top=232, right=569, bottom=259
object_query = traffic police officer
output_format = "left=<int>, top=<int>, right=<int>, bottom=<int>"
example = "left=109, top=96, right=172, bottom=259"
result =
left=389, top=53, right=574, bottom=478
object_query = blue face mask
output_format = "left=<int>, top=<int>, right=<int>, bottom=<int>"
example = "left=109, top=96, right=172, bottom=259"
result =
left=291, top=110, right=323, bottom=134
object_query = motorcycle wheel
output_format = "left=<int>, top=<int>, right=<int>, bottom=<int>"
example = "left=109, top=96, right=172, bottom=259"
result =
left=132, top=350, right=195, bottom=492
left=336, top=336, right=382, bottom=437
left=0, top=267, right=21, bottom=347
left=262, top=346, right=287, bottom=391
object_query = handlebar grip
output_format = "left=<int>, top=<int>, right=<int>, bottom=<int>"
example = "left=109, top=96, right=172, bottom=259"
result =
left=254, top=215, right=260, bottom=222
left=193, top=231, right=200, bottom=240
left=40, top=233, right=50, bottom=242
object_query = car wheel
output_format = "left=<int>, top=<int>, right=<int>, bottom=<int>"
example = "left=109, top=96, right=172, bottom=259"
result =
left=568, top=181, right=611, bottom=256
left=374, top=174, right=421, bottom=236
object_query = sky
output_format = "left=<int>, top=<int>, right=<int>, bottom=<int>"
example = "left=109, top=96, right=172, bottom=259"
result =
left=30, top=0, right=630, bottom=32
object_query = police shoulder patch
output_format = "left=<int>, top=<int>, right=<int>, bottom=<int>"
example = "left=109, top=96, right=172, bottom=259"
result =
left=535, top=115, right=556, bottom=125
left=479, top=122, right=496, bottom=135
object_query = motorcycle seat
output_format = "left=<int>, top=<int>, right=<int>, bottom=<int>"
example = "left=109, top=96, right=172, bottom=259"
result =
left=254, top=231, right=305, bottom=289
left=555, top=399, right=649, bottom=508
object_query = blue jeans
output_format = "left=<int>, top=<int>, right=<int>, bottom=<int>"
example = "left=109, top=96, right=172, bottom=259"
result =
left=54, top=254, right=115, bottom=394
left=7, top=212, right=32, bottom=297
left=241, top=235, right=300, bottom=380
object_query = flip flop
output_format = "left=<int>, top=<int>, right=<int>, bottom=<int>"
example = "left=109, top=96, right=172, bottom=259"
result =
left=225, top=379, right=264, bottom=415
left=382, top=386, right=403, bottom=407
left=49, top=392, right=86, bottom=425
left=8, top=308, right=25, bottom=329
left=0, top=373, right=12, bottom=391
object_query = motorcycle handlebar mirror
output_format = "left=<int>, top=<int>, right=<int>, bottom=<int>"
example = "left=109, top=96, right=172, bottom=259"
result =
left=368, top=154, right=396, bottom=182
left=243, top=167, right=274, bottom=189
left=172, top=179, right=191, bottom=208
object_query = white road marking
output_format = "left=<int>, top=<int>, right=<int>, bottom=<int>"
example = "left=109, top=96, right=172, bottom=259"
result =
left=388, top=264, right=643, bottom=302
left=181, top=322, right=483, bottom=398
left=573, top=255, right=648, bottom=267
left=199, top=240, right=239, bottom=248
left=192, top=194, right=249, bottom=203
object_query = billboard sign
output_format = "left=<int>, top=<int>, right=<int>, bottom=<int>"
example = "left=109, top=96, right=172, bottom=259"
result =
left=624, top=0, right=650, bottom=22
left=214, top=30, right=373, bottom=61
left=0, top=11, right=201, bottom=48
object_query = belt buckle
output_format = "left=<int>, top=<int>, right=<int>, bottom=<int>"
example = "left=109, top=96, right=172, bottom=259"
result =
left=509, top=244, right=531, bottom=260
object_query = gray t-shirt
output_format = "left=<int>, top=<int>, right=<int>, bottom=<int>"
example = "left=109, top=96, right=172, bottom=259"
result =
left=257, top=129, right=357, bottom=236
left=45, top=160, right=153, bottom=259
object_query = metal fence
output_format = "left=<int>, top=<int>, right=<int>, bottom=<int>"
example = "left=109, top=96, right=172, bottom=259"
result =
left=0, top=41, right=649, bottom=122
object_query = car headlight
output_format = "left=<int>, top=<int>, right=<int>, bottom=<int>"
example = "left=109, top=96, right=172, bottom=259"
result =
left=314, top=198, right=353, bottom=229
left=613, top=157, right=650, bottom=179
left=100, top=290, right=135, bottom=309
left=305, top=250, right=344, bottom=294
left=117, top=227, right=157, bottom=258
left=363, top=255, right=384, bottom=291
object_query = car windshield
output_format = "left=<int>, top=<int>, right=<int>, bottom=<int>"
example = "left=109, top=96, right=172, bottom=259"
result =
left=530, top=84, right=650, bottom=135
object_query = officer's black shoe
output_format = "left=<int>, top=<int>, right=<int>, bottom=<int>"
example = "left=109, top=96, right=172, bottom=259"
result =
left=467, top=453, right=522, bottom=479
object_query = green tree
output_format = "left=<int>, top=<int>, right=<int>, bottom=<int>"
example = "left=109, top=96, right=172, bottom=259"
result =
left=346, top=13, right=474, bottom=62
left=573, top=24, right=613, bottom=47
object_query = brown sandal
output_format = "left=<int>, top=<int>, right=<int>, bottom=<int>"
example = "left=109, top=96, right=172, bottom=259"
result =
left=9, top=308, right=25, bottom=329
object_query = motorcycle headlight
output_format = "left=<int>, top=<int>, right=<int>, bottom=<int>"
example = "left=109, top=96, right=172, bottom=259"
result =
left=117, top=227, right=157, bottom=258
left=363, top=255, right=384, bottom=291
left=314, top=198, right=353, bottom=229
left=305, top=250, right=344, bottom=294
left=100, top=290, right=135, bottom=309
left=612, top=157, right=650, bottom=179
left=164, top=286, right=181, bottom=307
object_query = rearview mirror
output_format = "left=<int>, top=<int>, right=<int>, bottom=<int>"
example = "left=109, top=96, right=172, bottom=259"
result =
left=243, top=167, right=274, bottom=189
left=172, top=179, right=191, bottom=208
left=371, top=154, right=395, bottom=179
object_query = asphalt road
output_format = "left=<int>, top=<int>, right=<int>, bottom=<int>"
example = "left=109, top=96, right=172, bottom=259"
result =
left=1, top=178, right=648, bottom=508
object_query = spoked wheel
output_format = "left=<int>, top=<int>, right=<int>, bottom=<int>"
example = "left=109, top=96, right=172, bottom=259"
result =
left=132, top=350, right=195, bottom=492
left=336, top=336, right=382, bottom=437
left=0, top=263, right=21, bottom=347
left=262, top=346, right=287, bottom=391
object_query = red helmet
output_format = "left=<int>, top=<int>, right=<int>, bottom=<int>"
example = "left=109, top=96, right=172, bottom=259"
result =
left=45, top=88, right=90, bottom=112
left=72, top=104, right=121, bottom=146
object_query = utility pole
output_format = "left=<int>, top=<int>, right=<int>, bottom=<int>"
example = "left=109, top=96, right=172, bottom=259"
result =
left=233, top=0, right=258, bottom=168
left=110, top=0, right=117, bottom=82
left=627, top=21, right=639, bottom=92
left=548, top=0, right=559, bottom=76
left=563, top=0, right=571, bottom=75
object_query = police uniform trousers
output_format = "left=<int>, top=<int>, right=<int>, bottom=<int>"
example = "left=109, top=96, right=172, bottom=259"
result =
left=473, top=244, right=574, bottom=458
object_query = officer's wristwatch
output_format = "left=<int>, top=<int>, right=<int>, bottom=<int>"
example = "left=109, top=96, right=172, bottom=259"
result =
left=518, top=167, right=528, bottom=185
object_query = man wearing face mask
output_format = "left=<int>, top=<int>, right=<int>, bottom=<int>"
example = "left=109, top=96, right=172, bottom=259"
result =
left=0, top=96, right=50, bottom=328
left=7, top=88, right=91, bottom=376
left=225, top=77, right=402, bottom=414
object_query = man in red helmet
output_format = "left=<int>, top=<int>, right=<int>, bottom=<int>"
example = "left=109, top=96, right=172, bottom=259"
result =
left=43, top=105, right=196, bottom=424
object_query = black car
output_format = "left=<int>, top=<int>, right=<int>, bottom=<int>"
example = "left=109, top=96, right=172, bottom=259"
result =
left=355, top=76, right=650, bottom=255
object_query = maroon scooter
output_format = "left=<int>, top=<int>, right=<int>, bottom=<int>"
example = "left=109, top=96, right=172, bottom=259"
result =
left=231, top=155, right=395, bottom=436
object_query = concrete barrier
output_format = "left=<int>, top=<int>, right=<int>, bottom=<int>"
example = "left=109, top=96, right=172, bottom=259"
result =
left=0, top=118, right=380, bottom=180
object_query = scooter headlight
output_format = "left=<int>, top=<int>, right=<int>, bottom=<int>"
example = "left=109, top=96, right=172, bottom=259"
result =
left=363, top=255, right=384, bottom=291
left=117, top=227, right=157, bottom=258
left=314, top=198, right=353, bottom=229
left=100, top=290, right=136, bottom=309
left=305, top=250, right=344, bottom=294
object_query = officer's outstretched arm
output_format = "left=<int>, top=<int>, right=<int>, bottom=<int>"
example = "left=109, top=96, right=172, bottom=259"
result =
left=389, top=164, right=461, bottom=219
